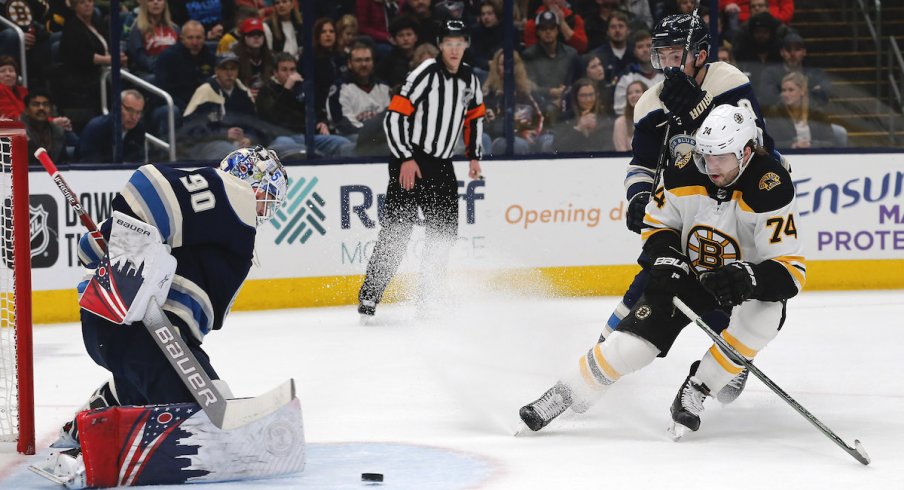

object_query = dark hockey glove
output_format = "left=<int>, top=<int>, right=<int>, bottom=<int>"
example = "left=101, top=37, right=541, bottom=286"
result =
left=626, top=191, right=651, bottom=234
left=645, top=246, right=693, bottom=311
left=660, top=67, right=713, bottom=129
left=699, top=262, right=758, bottom=308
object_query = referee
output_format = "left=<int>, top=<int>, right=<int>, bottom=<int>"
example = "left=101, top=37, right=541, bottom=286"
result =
left=358, top=19, right=485, bottom=321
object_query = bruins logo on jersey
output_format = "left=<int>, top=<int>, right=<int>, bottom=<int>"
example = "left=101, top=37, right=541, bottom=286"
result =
left=669, top=135, right=695, bottom=169
left=686, top=225, right=741, bottom=271
left=758, top=172, right=781, bottom=191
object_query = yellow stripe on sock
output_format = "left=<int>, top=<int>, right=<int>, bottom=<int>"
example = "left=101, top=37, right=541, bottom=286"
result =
left=579, top=357, right=597, bottom=386
left=721, top=330, right=757, bottom=358
left=708, top=345, right=744, bottom=375
left=593, top=344, right=622, bottom=381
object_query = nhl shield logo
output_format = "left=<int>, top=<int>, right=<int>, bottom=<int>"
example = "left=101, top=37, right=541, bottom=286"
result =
left=29, top=203, right=50, bottom=259
left=461, top=87, right=474, bottom=107
left=669, top=134, right=696, bottom=169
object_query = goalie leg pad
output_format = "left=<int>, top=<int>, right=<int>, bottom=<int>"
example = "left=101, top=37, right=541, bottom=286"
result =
left=78, top=398, right=305, bottom=488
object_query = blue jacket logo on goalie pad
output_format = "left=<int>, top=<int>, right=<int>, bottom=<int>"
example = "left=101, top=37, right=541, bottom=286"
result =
left=76, top=399, right=305, bottom=487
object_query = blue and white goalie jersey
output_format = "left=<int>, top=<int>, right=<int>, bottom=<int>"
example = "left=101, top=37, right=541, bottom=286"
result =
left=78, top=164, right=258, bottom=342
left=641, top=153, right=806, bottom=301
left=625, top=62, right=776, bottom=201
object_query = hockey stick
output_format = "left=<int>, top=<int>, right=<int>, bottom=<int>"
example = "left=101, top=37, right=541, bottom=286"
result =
left=35, top=148, right=295, bottom=431
left=672, top=296, right=871, bottom=465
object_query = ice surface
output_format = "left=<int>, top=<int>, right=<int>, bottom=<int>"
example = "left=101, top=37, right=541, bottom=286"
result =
left=2, top=290, right=902, bottom=489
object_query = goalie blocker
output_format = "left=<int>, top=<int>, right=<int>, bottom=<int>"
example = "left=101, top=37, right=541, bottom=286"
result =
left=31, top=398, right=305, bottom=488
left=79, top=212, right=176, bottom=325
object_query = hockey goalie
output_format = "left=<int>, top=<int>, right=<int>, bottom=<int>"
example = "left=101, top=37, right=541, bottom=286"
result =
left=30, top=147, right=305, bottom=488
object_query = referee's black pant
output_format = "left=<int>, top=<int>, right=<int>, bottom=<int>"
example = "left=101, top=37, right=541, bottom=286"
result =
left=359, top=151, right=459, bottom=305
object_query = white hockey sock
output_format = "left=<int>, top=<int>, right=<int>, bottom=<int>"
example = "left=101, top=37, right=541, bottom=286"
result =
left=576, top=331, right=660, bottom=392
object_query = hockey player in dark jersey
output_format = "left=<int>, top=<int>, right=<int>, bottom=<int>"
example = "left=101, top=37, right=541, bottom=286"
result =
left=519, top=104, right=805, bottom=439
left=36, top=147, right=293, bottom=486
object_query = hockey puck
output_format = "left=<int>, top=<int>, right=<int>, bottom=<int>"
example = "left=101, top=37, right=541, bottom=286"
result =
left=361, top=472, right=384, bottom=483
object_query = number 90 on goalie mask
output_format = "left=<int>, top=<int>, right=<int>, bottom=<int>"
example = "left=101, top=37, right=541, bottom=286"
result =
left=219, top=146, right=289, bottom=225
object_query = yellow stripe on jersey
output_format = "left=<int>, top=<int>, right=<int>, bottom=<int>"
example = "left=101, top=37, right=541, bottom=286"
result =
left=644, top=215, right=663, bottom=226
left=669, top=185, right=709, bottom=198
left=771, top=255, right=808, bottom=289
left=708, top=344, right=745, bottom=375
left=722, top=330, right=758, bottom=358
left=730, top=190, right=754, bottom=213
left=641, top=227, right=673, bottom=241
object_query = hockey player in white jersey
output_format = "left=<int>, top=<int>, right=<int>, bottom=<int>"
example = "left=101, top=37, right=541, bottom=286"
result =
left=596, top=13, right=787, bottom=409
left=519, top=104, right=805, bottom=439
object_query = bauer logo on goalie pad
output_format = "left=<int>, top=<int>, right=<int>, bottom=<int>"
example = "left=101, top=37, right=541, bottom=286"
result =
left=79, top=212, right=177, bottom=324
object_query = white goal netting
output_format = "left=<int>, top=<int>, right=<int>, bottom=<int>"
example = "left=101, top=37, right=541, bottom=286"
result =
left=0, top=135, right=22, bottom=444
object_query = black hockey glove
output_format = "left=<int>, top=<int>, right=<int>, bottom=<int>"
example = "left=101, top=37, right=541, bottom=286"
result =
left=699, top=262, right=758, bottom=308
left=660, top=67, right=713, bottom=129
left=626, top=191, right=651, bottom=234
left=645, top=245, right=693, bottom=311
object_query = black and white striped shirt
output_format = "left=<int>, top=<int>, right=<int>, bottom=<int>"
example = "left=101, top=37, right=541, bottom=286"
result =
left=383, top=57, right=485, bottom=161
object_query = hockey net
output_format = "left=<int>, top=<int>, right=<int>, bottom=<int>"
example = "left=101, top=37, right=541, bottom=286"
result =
left=0, top=120, right=34, bottom=454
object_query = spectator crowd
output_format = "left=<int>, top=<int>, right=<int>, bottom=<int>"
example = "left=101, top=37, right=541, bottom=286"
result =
left=0, top=0, right=844, bottom=165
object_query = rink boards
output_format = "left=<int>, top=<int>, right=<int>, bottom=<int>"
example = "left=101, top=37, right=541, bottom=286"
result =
left=25, top=153, right=904, bottom=322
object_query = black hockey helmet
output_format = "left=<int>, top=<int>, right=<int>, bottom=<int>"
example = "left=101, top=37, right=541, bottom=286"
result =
left=651, top=14, right=709, bottom=67
left=437, top=19, right=470, bottom=45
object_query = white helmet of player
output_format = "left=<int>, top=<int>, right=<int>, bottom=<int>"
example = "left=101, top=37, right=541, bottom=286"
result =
left=219, top=146, right=288, bottom=225
left=693, top=104, right=758, bottom=187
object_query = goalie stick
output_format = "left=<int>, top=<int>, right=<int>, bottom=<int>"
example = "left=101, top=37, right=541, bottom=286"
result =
left=35, top=148, right=295, bottom=431
left=672, top=296, right=871, bottom=465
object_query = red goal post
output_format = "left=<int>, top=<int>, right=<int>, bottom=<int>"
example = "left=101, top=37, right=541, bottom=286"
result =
left=0, top=119, right=35, bottom=455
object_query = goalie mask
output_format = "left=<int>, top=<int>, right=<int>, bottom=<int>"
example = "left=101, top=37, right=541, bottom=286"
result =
left=219, top=146, right=288, bottom=225
left=693, top=104, right=759, bottom=187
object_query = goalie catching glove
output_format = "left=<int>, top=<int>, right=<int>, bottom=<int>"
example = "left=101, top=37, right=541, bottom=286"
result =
left=699, top=261, right=757, bottom=308
left=660, top=67, right=713, bottom=129
left=79, top=212, right=177, bottom=325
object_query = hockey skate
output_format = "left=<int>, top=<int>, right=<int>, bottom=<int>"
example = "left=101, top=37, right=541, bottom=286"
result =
left=668, top=361, right=710, bottom=441
left=49, top=421, right=79, bottom=449
left=29, top=448, right=87, bottom=489
left=358, top=300, right=376, bottom=325
left=519, top=382, right=574, bottom=432
left=716, top=368, right=749, bottom=404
